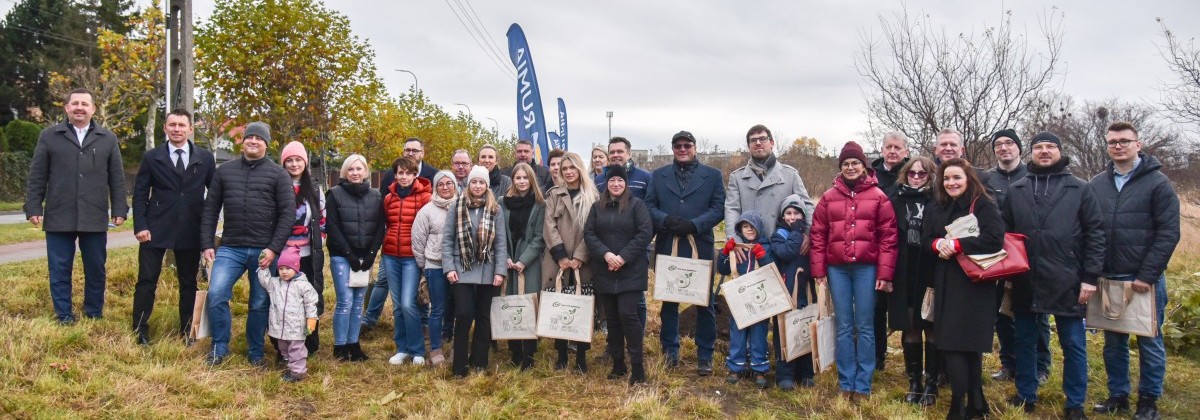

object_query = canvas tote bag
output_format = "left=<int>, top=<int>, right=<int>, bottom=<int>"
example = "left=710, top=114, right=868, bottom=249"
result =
left=491, top=274, right=540, bottom=340
left=535, top=269, right=595, bottom=342
left=719, top=258, right=793, bottom=327
left=778, top=271, right=818, bottom=362
left=809, top=282, right=836, bottom=374
left=1086, top=277, right=1158, bottom=337
left=653, top=235, right=714, bottom=306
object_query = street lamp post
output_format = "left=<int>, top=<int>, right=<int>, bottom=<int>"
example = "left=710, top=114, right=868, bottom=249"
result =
left=606, top=111, right=613, bottom=140
left=454, top=103, right=473, bottom=117
left=485, top=117, right=499, bottom=134
left=395, top=69, right=418, bottom=92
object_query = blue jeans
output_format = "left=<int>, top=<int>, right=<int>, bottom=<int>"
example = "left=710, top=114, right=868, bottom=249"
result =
left=206, top=246, right=270, bottom=360
left=996, top=290, right=1052, bottom=375
left=384, top=256, right=423, bottom=355
left=1103, top=275, right=1168, bottom=399
left=726, top=317, right=769, bottom=374
left=362, top=259, right=390, bottom=326
left=827, top=263, right=877, bottom=394
left=660, top=300, right=716, bottom=363
left=330, top=256, right=366, bottom=345
left=45, top=231, right=108, bottom=321
left=1016, top=312, right=1087, bottom=408
left=425, top=268, right=448, bottom=351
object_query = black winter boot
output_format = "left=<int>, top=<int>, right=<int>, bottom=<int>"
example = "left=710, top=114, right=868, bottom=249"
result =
left=348, top=342, right=369, bottom=362
left=902, top=342, right=924, bottom=404
left=629, top=363, right=647, bottom=385
left=575, top=344, right=589, bottom=374
left=333, top=344, right=349, bottom=361
left=555, top=340, right=569, bottom=370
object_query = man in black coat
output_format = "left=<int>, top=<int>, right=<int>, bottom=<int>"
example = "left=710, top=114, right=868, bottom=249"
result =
left=131, top=109, right=216, bottom=345
left=199, top=121, right=295, bottom=366
left=981, top=129, right=1050, bottom=384
left=644, top=130, right=726, bottom=376
left=1088, top=122, right=1179, bottom=420
left=1002, top=132, right=1105, bottom=419
left=870, top=131, right=908, bottom=371
left=24, top=88, right=128, bottom=324
left=502, top=139, right=554, bottom=193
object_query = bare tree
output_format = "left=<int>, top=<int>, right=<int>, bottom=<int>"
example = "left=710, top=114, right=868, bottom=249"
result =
left=1023, top=93, right=1186, bottom=177
left=1158, top=18, right=1200, bottom=130
left=856, top=7, right=1063, bottom=165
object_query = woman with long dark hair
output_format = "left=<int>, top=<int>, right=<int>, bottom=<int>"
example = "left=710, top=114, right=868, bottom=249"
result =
left=279, top=141, right=325, bottom=355
left=887, top=156, right=941, bottom=405
left=922, top=158, right=1004, bottom=419
left=501, top=163, right=546, bottom=370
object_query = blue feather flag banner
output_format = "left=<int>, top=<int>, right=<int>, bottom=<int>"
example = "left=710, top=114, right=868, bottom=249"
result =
left=506, top=23, right=550, bottom=165
left=554, top=98, right=568, bottom=151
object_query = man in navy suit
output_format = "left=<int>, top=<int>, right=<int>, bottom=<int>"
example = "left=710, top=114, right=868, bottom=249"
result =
left=645, top=130, right=726, bottom=376
left=130, top=109, right=216, bottom=345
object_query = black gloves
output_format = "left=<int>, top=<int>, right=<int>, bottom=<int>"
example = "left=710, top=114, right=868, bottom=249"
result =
left=347, top=256, right=363, bottom=272
left=361, top=253, right=377, bottom=271
left=664, top=215, right=698, bottom=235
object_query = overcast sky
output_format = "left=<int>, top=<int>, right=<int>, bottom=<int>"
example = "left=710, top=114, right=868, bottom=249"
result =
left=7, top=0, right=1199, bottom=155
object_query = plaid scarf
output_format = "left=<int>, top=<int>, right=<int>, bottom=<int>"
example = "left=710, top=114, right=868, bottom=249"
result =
left=454, top=193, right=497, bottom=272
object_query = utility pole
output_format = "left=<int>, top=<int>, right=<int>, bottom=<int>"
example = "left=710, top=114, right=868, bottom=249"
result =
left=166, top=0, right=195, bottom=140
left=606, top=111, right=613, bottom=140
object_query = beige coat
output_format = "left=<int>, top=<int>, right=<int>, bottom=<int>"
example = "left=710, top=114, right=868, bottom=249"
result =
left=541, top=186, right=592, bottom=289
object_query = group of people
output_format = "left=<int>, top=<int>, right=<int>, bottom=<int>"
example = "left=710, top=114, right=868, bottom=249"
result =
left=24, top=88, right=1179, bottom=419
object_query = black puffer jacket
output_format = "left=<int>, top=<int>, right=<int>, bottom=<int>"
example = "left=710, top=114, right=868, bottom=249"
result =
left=201, top=156, right=295, bottom=253
left=325, top=180, right=385, bottom=259
left=583, top=196, right=654, bottom=294
left=1002, top=158, right=1105, bottom=317
left=1088, top=153, right=1180, bottom=281
left=982, top=162, right=1027, bottom=207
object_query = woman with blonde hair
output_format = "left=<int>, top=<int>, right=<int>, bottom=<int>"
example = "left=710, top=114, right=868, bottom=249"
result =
left=590, top=146, right=608, bottom=178
left=325, top=154, right=384, bottom=362
left=441, top=165, right=509, bottom=377
left=501, top=163, right=546, bottom=369
left=542, top=152, right=598, bottom=372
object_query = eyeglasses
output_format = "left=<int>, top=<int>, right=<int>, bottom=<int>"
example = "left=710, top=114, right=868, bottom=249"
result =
left=672, top=143, right=694, bottom=150
left=748, top=136, right=771, bottom=145
left=907, top=171, right=929, bottom=178
left=403, top=148, right=422, bottom=154
left=452, top=162, right=471, bottom=167
left=993, top=140, right=1017, bottom=149
left=1106, top=139, right=1136, bottom=148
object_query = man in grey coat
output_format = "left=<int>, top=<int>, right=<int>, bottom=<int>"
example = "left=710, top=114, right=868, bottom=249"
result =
left=24, top=88, right=128, bottom=324
left=725, top=124, right=814, bottom=248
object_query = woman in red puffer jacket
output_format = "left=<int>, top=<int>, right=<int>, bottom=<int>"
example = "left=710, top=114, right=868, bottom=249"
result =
left=811, top=141, right=899, bottom=399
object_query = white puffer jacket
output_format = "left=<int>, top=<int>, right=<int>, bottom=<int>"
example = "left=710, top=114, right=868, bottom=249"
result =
left=257, top=269, right=319, bottom=340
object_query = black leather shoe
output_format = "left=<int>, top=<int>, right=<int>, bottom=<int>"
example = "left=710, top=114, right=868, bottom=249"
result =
left=1064, top=407, right=1087, bottom=420
left=1007, top=395, right=1035, bottom=413
left=1093, top=395, right=1129, bottom=414
left=1135, top=396, right=1160, bottom=420
left=136, top=328, right=151, bottom=346
left=205, top=352, right=226, bottom=367
left=697, top=360, right=713, bottom=377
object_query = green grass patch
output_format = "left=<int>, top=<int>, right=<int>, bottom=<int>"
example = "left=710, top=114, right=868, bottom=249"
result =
left=0, top=201, right=23, bottom=212
left=1, top=240, right=1199, bottom=417
left=0, top=218, right=133, bottom=246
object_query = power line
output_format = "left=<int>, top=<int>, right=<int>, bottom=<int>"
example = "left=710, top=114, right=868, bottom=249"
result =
left=441, top=0, right=515, bottom=81
left=451, top=0, right=513, bottom=77
left=9, top=24, right=95, bottom=49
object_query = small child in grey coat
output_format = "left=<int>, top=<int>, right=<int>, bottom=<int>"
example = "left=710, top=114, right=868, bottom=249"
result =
left=258, top=246, right=319, bottom=382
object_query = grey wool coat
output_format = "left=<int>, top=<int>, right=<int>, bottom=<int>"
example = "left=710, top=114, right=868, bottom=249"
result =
left=441, top=201, right=509, bottom=285
left=257, top=269, right=319, bottom=341
left=24, top=121, right=128, bottom=232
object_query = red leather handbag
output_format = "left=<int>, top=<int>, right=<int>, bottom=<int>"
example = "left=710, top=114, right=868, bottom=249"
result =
left=953, top=198, right=1031, bottom=283
left=956, top=232, right=1029, bottom=282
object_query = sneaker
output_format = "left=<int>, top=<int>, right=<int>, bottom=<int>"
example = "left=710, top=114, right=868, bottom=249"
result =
left=754, top=374, right=769, bottom=389
left=388, top=352, right=411, bottom=365
left=205, top=352, right=226, bottom=367
left=281, top=371, right=306, bottom=383
left=777, top=379, right=796, bottom=390
left=991, top=369, right=1015, bottom=381
left=412, top=356, right=426, bottom=366
left=247, top=358, right=267, bottom=369
left=697, top=360, right=713, bottom=377
left=725, top=372, right=740, bottom=384
left=1093, top=395, right=1130, bottom=414
left=1135, top=396, right=1160, bottom=420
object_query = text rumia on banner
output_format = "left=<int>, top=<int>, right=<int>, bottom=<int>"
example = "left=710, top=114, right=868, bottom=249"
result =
left=506, top=23, right=550, bottom=165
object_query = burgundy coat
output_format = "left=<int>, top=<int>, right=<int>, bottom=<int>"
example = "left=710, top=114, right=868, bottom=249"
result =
left=810, top=173, right=899, bottom=281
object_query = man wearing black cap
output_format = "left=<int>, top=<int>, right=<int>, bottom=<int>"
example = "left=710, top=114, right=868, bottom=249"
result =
left=200, top=121, right=296, bottom=367
left=982, top=129, right=1051, bottom=385
left=645, top=130, right=726, bottom=376
left=1002, top=131, right=1105, bottom=419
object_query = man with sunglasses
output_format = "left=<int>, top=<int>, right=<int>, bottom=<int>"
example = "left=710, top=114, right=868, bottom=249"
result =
left=982, top=129, right=1052, bottom=386
left=645, top=130, right=726, bottom=376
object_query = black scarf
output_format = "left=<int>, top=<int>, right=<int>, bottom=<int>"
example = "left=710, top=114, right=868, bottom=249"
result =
left=341, top=179, right=370, bottom=197
left=503, top=193, right=534, bottom=243
left=674, top=159, right=698, bottom=191
left=489, top=167, right=503, bottom=188
left=394, top=182, right=414, bottom=198
left=842, top=176, right=858, bottom=192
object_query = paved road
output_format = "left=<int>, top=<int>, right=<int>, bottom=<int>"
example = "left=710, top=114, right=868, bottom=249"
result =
left=0, top=230, right=140, bottom=265
left=0, top=212, right=28, bottom=225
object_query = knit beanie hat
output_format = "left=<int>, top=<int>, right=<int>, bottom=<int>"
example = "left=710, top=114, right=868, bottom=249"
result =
left=838, top=141, right=869, bottom=167
left=277, top=246, right=302, bottom=273
left=243, top=121, right=272, bottom=143
left=604, top=163, right=628, bottom=183
left=991, top=129, right=1021, bottom=152
left=280, top=141, right=308, bottom=166
left=432, top=170, right=455, bottom=189
left=1030, top=131, right=1062, bottom=148
left=467, top=165, right=490, bottom=187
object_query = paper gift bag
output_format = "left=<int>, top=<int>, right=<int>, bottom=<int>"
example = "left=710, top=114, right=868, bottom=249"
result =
left=189, top=290, right=210, bottom=340
left=653, top=235, right=714, bottom=306
left=921, top=287, right=936, bottom=322
left=810, top=314, right=837, bottom=373
left=491, top=274, right=540, bottom=340
left=719, top=260, right=793, bottom=327
left=536, top=270, right=595, bottom=343
left=1087, top=278, right=1158, bottom=338
left=778, top=271, right=818, bottom=362
left=816, top=280, right=835, bottom=319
